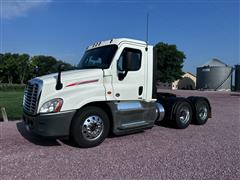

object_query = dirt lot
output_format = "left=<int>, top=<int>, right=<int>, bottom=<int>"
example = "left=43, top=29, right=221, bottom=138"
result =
left=0, top=90, right=240, bottom=180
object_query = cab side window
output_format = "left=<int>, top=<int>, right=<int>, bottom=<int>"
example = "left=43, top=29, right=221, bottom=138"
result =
left=117, top=48, right=142, bottom=71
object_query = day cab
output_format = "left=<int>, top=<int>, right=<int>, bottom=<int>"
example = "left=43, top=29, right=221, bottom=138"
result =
left=23, top=38, right=211, bottom=148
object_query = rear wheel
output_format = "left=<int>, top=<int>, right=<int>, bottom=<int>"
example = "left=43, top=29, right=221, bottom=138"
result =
left=70, top=106, right=110, bottom=148
left=173, top=101, right=193, bottom=129
left=194, top=99, right=210, bottom=125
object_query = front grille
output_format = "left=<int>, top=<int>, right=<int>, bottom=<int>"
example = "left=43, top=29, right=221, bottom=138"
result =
left=23, top=80, right=42, bottom=115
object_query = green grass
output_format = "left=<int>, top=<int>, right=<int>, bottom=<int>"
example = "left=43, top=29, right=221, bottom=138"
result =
left=0, top=90, right=24, bottom=120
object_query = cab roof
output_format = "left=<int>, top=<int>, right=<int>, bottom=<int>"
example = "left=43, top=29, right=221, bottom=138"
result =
left=87, top=38, right=147, bottom=50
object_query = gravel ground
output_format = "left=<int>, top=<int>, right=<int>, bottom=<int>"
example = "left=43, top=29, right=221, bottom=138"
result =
left=0, top=90, right=240, bottom=180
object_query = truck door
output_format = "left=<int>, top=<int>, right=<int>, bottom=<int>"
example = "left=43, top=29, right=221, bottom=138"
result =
left=111, top=44, right=146, bottom=101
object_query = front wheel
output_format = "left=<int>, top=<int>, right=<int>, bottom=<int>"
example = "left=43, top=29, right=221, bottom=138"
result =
left=70, top=106, right=110, bottom=148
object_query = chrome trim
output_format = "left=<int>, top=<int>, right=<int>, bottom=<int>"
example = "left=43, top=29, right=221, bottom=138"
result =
left=82, top=115, right=104, bottom=141
left=116, top=101, right=142, bottom=111
left=155, top=103, right=165, bottom=122
left=179, top=107, right=190, bottom=123
left=198, top=107, right=208, bottom=120
left=121, top=121, right=146, bottom=128
left=23, top=78, right=43, bottom=115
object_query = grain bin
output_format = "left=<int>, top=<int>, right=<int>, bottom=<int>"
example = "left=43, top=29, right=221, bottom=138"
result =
left=196, top=58, right=232, bottom=91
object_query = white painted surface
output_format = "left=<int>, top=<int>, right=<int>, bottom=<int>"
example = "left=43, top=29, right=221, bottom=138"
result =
left=32, top=38, right=156, bottom=113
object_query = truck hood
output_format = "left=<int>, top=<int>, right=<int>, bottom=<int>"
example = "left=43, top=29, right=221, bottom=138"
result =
left=32, top=68, right=106, bottom=113
left=37, top=69, right=103, bottom=86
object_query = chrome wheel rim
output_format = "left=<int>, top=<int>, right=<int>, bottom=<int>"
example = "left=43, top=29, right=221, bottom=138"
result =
left=199, top=106, right=208, bottom=120
left=179, top=107, right=190, bottom=124
left=82, top=115, right=104, bottom=141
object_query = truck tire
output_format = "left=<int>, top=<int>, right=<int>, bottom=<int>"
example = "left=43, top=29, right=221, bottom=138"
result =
left=194, top=99, right=210, bottom=125
left=173, top=101, right=192, bottom=129
left=70, top=106, right=110, bottom=148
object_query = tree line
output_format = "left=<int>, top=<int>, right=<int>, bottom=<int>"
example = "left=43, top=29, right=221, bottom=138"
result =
left=0, top=53, right=75, bottom=84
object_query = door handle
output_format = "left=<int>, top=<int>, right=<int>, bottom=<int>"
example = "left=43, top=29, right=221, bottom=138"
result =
left=138, top=86, right=143, bottom=96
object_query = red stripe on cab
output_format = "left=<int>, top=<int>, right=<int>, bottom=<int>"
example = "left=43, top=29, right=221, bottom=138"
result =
left=66, top=79, right=99, bottom=87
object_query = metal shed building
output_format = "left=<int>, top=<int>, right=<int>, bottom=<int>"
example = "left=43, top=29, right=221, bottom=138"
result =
left=196, top=58, right=232, bottom=91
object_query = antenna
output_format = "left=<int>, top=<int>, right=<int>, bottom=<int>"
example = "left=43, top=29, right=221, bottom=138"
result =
left=146, top=13, right=149, bottom=51
left=146, top=13, right=149, bottom=44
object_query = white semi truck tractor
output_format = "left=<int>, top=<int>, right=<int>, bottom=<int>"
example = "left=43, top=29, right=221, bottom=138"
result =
left=23, top=38, right=211, bottom=148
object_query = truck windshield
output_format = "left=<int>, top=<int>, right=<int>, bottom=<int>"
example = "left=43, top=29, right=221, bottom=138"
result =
left=78, top=45, right=118, bottom=69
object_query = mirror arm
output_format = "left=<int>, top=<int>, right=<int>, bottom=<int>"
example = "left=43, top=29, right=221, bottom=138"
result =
left=118, top=70, right=128, bottom=81
left=56, top=64, right=64, bottom=90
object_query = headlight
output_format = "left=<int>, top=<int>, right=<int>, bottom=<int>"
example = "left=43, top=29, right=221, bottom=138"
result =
left=40, top=98, right=63, bottom=113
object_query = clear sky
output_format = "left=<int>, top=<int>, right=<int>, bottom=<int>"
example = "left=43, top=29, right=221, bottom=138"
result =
left=1, top=0, right=239, bottom=74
